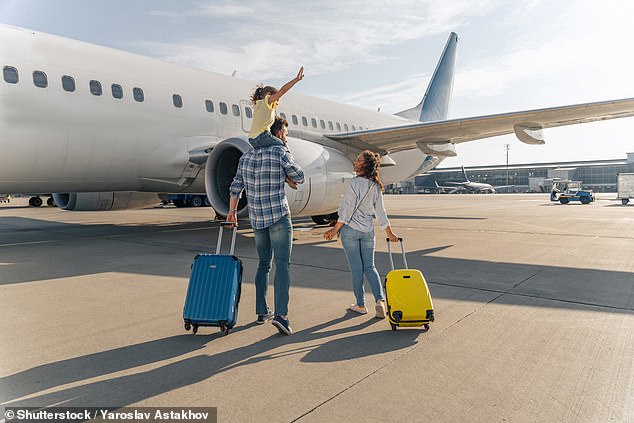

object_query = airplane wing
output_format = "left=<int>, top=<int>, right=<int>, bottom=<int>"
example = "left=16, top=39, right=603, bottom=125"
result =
left=325, top=98, right=634, bottom=154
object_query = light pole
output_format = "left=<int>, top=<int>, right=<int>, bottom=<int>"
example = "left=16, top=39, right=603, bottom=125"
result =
left=504, top=144, right=510, bottom=187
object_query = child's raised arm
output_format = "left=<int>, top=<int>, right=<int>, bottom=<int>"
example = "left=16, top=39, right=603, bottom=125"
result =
left=268, top=67, right=304, bottom=104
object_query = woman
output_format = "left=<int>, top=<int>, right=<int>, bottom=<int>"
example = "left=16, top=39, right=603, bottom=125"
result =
left=324, top=150, right=399, bottom=318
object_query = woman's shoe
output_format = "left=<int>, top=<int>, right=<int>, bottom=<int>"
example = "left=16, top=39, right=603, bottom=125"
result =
left=375, top=300, right=387, bottom=319
left=348, top=304, right=368, bottom=315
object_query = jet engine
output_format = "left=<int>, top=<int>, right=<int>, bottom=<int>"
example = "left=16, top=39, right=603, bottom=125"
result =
left=204, top=136, right=354, bottom=219
left=52, top=192, right=160, bottom=211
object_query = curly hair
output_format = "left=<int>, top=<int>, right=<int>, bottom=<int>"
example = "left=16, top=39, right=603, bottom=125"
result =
left=358, top=150, right=384, bottom=192
left=250, top=85, right=278, bottom=105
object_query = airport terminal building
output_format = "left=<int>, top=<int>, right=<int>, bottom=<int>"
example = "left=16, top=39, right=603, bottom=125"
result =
left=391, top=153, right=634, bottom=194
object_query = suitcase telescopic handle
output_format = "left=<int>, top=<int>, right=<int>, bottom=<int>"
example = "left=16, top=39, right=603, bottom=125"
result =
left=217, top=222, right=237, bottom=255
left=386, top=237, right=408, bottom=270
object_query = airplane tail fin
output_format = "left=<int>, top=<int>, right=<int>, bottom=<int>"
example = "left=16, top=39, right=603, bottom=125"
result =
left=395, top=32, right=458, bottom=123
left=460, top=165, right=470, bottom=182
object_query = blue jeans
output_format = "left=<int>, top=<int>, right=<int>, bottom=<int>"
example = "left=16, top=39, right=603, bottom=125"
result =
left=253, top=214, right=293, bottom=316
left=249, top=131, right=285, bottom=149
left=339, top=225, right=385, bottom=307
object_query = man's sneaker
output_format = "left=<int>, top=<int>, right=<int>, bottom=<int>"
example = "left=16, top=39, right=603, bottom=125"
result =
left=256, top=310, right=274, bottom=325
left=271, top=316, right=293, bottom=335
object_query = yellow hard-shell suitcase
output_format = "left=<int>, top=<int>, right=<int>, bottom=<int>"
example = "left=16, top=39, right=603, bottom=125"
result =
left=384, top=238, right=435, bottom=331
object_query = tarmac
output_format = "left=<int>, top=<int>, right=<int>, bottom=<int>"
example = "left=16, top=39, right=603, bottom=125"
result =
left=1, top=194, right=633, bottom=423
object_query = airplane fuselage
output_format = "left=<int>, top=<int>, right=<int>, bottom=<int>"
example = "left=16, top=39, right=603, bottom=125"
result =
left=0, top=25, right=433, bottom=215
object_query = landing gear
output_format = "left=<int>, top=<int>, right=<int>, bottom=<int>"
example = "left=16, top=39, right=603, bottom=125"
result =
left=29, top=196, right=43, bottom=207
left=190, top=195, right=203, bottom=207
left=312, top=212, right=338, bottom=226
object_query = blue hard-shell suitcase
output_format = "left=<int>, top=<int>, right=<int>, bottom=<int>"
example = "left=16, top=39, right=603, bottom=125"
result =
left=183, top=222, right=242, bottom=335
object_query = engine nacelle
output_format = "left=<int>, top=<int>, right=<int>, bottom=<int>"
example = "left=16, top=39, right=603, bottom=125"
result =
left=204, top=137, right=252, bottom=218
left=52, top=192, right=159, bottom=211
left=204, top=136, right=354, bottom=219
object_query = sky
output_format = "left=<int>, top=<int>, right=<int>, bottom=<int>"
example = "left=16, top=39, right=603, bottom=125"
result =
left=1, top=0, right=633, bottom=168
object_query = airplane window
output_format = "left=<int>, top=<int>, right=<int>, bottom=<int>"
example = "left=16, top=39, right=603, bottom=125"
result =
left=89, top=80, right=102, bottom=96
left=245, top=107, right=253, bottom=119
left=328, top=121, right=333, bottom=130
left=232, top=104, right=240, bottom=116
left=62, top=76, right=76, bottom=92
left=351, top=125, right=356, bottom=131
left=320, top=120, right=326, bottom=129
left=301, top=116, right=308, bottom=126
left=111, top=84, right=123, bottom=99
left=205, top=100, right=214, bottom=113
left=336, top=122, right=341, bottom=131
left=292, top=115, right=298, bottom=125
left=3, top=66, right=18, bottom=84
left=279, top=112, right=286, bottom=120
left=311, top=118, right=317, bottom=128
left=33, top=71, right=48, bottom=88
left=219, top=102, right=228, bottom=114
left=133, top=87, right=144, bottom=102
left=344, top=124, right=349, bottom=131
left=173, top=94, right=183, bottom=108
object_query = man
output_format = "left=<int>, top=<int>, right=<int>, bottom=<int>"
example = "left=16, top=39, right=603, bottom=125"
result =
left=227, top=117, right=304, bottom=335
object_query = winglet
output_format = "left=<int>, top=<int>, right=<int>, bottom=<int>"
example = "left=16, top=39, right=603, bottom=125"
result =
left=395, top=32, right=459, bottom=122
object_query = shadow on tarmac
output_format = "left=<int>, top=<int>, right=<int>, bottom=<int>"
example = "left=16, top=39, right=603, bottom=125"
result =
left=2, top=217, right=633, bottom=312
left=1, top=314, right=418, bottom=407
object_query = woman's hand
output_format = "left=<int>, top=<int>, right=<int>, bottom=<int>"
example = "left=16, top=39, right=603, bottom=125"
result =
left=296, top=66, right=304, bottom=81
left=324, top=228, right=338, bottom=241
left=386, top=227, right=399, bottom=243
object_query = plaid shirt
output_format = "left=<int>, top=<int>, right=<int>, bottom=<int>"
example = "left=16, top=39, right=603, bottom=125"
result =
left=230, top=145, right=304, bottom=229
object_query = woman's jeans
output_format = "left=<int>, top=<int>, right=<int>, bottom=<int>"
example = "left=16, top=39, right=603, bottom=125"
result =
left=339, top=225, right=385, bottom=307
left=253, top=214, right=293, bottom=316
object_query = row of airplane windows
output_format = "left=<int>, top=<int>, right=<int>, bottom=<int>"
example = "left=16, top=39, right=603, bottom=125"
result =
left=2, top=65, right=364, bottom=132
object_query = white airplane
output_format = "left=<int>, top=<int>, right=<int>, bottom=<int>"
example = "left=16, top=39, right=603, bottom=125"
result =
left=444, top=166, right=497, bottom=194
left=2, top=24, right=634, bottom=223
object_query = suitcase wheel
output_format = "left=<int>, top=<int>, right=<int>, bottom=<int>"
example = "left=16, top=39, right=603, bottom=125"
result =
left=423, top=324, right=430, bottom=331
left=390, top=323, right=397, bottom=331
left=184, top=322, right=191, bottom=331
left=220, top=324, right=230, bottom=336
left=192, top=325, right=198, bottom=335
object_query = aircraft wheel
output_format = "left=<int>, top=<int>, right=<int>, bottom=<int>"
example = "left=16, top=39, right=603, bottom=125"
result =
left=29, top=197, right=43, bottom=207
left=191, top=196, right=203, bottom=207
left=311, top=215, right=329, bottom=225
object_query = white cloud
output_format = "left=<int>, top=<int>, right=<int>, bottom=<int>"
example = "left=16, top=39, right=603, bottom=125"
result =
left=142, top=0, right=500, bottom=80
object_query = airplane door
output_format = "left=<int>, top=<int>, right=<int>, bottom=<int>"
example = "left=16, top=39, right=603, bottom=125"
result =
left=240, top=100, right=252, bottom=133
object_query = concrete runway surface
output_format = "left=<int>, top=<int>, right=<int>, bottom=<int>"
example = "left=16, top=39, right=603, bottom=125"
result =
left=1, top=194, right=633, bottom=422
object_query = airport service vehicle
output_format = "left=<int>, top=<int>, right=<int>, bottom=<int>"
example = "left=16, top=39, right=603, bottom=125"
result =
left=616, top=173, right=634, bottom=205
left=558, top=189, right=595, bottom=204
left=549, top=180, right=582, bottom=201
